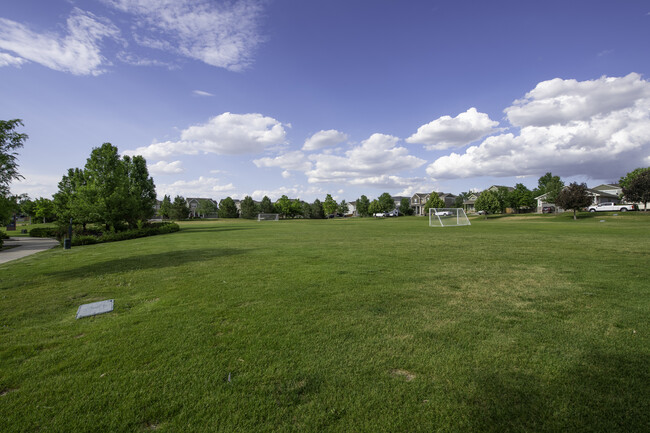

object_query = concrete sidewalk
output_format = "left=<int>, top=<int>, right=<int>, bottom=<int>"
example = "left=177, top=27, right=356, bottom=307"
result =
left=0, top=237, right=60, bottom=265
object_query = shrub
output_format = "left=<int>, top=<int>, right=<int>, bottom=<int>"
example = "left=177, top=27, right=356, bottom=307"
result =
left=29, top=227, right=62, bottom=238
left=70, top=222, right=180, bottom=246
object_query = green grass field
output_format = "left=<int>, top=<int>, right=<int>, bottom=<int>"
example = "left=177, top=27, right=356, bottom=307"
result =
left=1, top=214, right=649, bottom=432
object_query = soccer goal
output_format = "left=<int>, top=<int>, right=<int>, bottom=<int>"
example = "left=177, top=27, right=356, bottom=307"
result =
left=257, top=213, right=280, bottom=221
left=429, top=208, right=471, bottom=227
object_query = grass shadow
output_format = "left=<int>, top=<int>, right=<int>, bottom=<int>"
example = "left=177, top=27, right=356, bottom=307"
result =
left=46, top=248, right=248, bottom=280
left=465, top=348, right=650, bottom=432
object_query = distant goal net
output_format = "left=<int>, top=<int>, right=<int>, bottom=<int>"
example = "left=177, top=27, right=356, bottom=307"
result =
left=429, top=208, right=471, bottom=227
left=257, top=213, right=280, bottom=221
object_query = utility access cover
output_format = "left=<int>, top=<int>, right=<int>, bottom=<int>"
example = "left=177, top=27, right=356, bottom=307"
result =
left=76, top=300, right=114, bottom=319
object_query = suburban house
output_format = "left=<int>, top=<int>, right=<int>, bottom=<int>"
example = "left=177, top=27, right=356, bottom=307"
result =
left=535, top=184, right=621, bottom=213
left=186, top=197, right=219, bottom=218
left=462, top=186, right=513, bottom=213
left=410, top=192, right=457, bottom=216
left=346, top=200, right=357, bottom=216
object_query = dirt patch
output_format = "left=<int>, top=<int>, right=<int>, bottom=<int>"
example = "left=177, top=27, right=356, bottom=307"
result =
left=391, top=369, right=416, bottom=381
left=1, top=388, right=18, bottom=397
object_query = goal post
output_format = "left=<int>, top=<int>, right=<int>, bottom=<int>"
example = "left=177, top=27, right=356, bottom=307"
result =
left=429, top=208, right=471, bottom=227
left=257, top=213, right=280, bottom=221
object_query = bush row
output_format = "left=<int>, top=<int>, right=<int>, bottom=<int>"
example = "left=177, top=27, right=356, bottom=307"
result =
left=70, top=222, right=180, bottom=246
left=29, top=227, right=62, bottom=238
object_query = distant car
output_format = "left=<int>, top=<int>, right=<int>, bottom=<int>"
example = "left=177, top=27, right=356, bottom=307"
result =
left=542, top=206, right=555, bottom=214
left=434, top=210, right=453, bottom=216
left=477, top=210, right=487, bottom=215
left=373, top=212, right=386, bottom=217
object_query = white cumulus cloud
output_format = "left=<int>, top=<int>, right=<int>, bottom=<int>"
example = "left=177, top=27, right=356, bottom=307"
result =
left=427, top=74, right=650, bottom=181
left=0, top=52, right=26, bottom=67
left=406, top=107, right=500, bottom=150
left=302, top=129, right=348, bottom=151
left=306, top=133, right=426, bottom=184
left=124, top=112, right=287, bottom=159
left=253, top=151, right=311, bottom=172
left=0, top=8, right=121, bottom=75
left=156, top=176, right=235, bottom=199
left=148, top=160, right=184, bottom=175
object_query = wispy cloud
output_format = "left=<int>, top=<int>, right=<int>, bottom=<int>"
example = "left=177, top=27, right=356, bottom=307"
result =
left=0, top=8, right=121, bottom=75
left=101, top=0, right=265, bottom=71
left=193, top=90, right=214, bottom=97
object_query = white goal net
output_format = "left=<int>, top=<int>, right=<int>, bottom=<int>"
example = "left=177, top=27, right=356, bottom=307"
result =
left=429, top=208, right=471, bottom=227
left=257, top=213, right=280, bottom=221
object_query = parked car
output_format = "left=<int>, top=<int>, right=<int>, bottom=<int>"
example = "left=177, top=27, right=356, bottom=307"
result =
left=587, top=202, right=636, bottom=212
left=542, top=206, right=555, bottom=214
left=434, top=210, right=453, bottom=216
left=477, top=210, right=487, bottom=215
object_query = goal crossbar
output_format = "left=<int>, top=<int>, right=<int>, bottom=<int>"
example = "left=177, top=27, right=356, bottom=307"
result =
left=257, top=213, right=280, bottom=221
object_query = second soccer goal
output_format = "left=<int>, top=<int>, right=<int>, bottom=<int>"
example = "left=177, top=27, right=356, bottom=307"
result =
left=429, top=208, right=471, bottom=227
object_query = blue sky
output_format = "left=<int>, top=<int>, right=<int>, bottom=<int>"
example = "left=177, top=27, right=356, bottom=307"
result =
left=2, top=0, right=649, bottom=202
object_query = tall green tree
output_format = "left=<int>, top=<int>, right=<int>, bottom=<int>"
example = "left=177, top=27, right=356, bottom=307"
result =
left=0, top=119, right=28, bottom=223
left=53, top=168, right=88, bottom=227
left=219, top=197, right=238, bottom=218
left=368, top=199, right=381, bottom=215
left=301, top=201, right=312, bottom=218
left=399, top=197, right=413, bottom=215
left=556, top=182, right=592, bottom=220
left=495, top=186, right=511, bottom=213
left=622, top=170, right=650, bottom=211
left=619, top=167, right=649, bottom=189
left=158, top=195, right=172, bottom=219
left=19, top=195, right=35, bottom=219
left=260, top=195, right=275, bottom=213
left=378, top=192, right=395, bottom=212
left=536, top=172, right=564, bottom=203
left=338, top=200, right=349, bottom=215
left=170, top=195, right=189, bottom=220
left=196, top=199, right=218, bottom=218
left=506, top=183, right=535, bottom=213
left=323, top=194, right=337, bottom=216
left=475, top=190, right=501, bottom=215
left=423, top=193, right=445, bottom=214
left=356, top=195, right=370, bottom=217
left=453, top=192, right=471, bottom=208
left=34, top=197, right=55, bottom=223
left=123, top=155, right=157, bottom=224
left=311, top=199, right=325, bottom=219
left=240, top=196, right=259, bottom=219
left=0, top=119, right=28, bottom=197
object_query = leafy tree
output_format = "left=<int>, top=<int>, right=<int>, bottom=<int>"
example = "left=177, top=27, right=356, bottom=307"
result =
left=19, top=195, right=35, bottom=219
left=0, top=119, right=28, bottom=222
left=622, top=170, right=650, bottom=211
left=53, top=168, right=88, bottom=228
left=260, top=195, right=275, bottom=213
left=123, top=155, right=157, bottom=224
left=323, top=194, right=337, bottom=216
left=506, top=183, right=535, bottom=213
left=475, top=190, right=501, bottom=215
left=240, top=196, right=259, bottom=219
left=495, top=186, right=511, bottom=213
left=34, top=197, right=55, bottom=223
left=301, top=201, right=312, bottom=218
left=53, top=143, right=156, bottom=230
left=368, top=199, right=381, bottom=215
left=356, top=195, right=370, bottom=217
left=399, top=197, right=413, bottom=215
left=219, top=197, right=238, bottom=218
left=0, top=119, right=28, bottom=197
left=556, top=182, right=592, bottom=220
left=196, top=199, right=218, bottom=218
left=453, top=191, right=471, bottom=208
left=275, top=195, right=292, bottom=218
left=423, top=193, right=445, bottom=214
left=170, top=195, right=189, bottom=220
left=536, top=172, right=564, bottom=203
left=311, top=199, right=325, bottom=219
left=158, top=195, right=172, bottom=219
left=338, top=200, right=349, bottom=215
left=378, top=192, right=395, bottom=213
left=619, top=167, right=649, bottom=189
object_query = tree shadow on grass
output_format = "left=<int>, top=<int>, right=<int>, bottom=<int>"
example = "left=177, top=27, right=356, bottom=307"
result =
left=179, top=226, right=258, bottom=234
left=464, top=348, right=650, bottom=432
left=46, top=248, right=248, bottom=280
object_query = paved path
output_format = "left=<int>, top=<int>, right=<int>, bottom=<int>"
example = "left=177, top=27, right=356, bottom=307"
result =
left=0, top=237, right=60, bottom=265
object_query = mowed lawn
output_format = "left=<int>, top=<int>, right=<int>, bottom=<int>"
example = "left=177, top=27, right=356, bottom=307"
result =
left=1, top=214, right=648, bottom=432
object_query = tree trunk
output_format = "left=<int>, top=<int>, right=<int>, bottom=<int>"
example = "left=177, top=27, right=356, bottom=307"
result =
left=573, top=209, right=577, bottom=220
